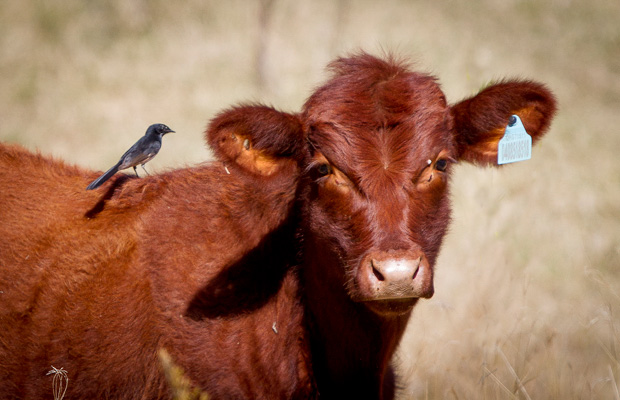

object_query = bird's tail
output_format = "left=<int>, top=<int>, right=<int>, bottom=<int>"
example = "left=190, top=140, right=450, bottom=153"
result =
left=86, top=163, right=121, bottom=190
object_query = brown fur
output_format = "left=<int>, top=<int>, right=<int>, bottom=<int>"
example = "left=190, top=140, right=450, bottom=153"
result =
left=0, top=53, right=556, bottom=399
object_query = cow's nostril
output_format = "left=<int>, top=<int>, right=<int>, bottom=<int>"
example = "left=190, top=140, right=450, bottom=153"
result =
left=412, top=257, right=422, bottom=279
left=370, top=259, right=385, bottom=282
left=412, top=265, right=420, bottom=280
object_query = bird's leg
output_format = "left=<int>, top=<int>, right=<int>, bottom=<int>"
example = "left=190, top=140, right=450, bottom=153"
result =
left=133, top=166, right=140, bottom=177
left=141, top=164, right=150, bottom=176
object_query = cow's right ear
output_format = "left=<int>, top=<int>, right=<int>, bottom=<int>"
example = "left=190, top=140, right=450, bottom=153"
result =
left=206, top=105, right=304, bottom=176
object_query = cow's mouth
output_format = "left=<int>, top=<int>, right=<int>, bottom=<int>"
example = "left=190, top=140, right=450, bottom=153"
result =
left=362, top=297, right=419, bottom=316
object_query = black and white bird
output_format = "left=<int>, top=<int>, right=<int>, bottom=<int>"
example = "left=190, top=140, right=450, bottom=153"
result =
left=86, top=123, right=174, bottom=190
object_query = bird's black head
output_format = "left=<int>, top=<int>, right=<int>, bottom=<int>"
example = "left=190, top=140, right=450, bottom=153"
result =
left=147, top=123, right=175, bottom=136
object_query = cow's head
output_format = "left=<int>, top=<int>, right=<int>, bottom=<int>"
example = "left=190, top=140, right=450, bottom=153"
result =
left=207, top=53, right=556, bottom=317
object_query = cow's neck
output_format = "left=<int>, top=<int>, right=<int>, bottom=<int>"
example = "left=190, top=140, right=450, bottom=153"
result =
left=301, top=241, right=411, bottom=399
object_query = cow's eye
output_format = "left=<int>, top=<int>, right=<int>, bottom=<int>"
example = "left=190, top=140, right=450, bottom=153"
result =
left=317, top=163, right=332, bottom=176
left=435, top=159, right=448, bottom=172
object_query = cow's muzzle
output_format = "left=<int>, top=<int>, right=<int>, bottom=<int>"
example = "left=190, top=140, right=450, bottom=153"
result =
left=357, top=249, right=434, bottom=312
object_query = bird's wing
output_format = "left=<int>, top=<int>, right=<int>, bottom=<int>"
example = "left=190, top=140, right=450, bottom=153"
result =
left=117, top=139, right=161, bottom=170
left=118, top=151, right=152, bottom=170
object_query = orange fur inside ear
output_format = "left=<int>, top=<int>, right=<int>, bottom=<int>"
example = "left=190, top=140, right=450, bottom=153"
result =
left=223, top=131, right=283, bottom=176
left=513, top=106, right=547, bottom=141
left=205, top=104, right=304, bottom=176
left=458, top=126, right=505, bottom=164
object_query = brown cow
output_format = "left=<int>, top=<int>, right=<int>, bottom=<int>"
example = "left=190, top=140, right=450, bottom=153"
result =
left=0, top=53, right=556, bottom=399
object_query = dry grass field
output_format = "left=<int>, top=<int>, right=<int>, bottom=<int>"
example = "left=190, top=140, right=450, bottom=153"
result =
left=1, top=1, right=618, bottom=398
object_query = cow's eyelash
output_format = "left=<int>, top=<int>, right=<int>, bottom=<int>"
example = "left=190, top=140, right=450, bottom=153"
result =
left=306, top=160, right=327, bottom=173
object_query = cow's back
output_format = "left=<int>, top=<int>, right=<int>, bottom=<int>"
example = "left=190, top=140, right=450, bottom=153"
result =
left=0, top=143, right=166, bottom=398
left=0, top=143, right=141, bottom=313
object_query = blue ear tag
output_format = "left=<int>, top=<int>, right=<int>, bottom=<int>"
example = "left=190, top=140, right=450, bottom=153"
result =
left=497, top=115, right=532, bottom=165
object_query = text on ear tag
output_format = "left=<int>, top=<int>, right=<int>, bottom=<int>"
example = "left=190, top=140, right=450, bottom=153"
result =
left=498, top=115, right=532, bottom=165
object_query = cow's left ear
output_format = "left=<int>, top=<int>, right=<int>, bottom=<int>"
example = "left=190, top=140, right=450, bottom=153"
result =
left=206, top=104, right=304, bottom=176
left=450, top=80, right=557, bottom=166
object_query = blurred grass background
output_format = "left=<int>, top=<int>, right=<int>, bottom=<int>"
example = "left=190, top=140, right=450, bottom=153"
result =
left=1, top=0, right=618, bottom=398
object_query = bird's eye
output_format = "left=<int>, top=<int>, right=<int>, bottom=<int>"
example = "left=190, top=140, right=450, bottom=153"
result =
left=317, top=163, right=332, bottom=176
left=435, top=159, right=448, bottom=172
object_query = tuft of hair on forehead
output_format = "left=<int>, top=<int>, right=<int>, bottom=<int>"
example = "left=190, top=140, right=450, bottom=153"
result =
left=326, top=51, right=413, bottom=81
left=304, top=51, right=446, bottom=137
left=305, top=52, right=442, bottom=119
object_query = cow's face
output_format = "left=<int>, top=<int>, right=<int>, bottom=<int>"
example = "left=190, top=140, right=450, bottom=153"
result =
left=300, top=56, right=453, bottom=315
left=298, top=54, right=556, bottom=316
left=206, top=53, right=556, bottom=317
